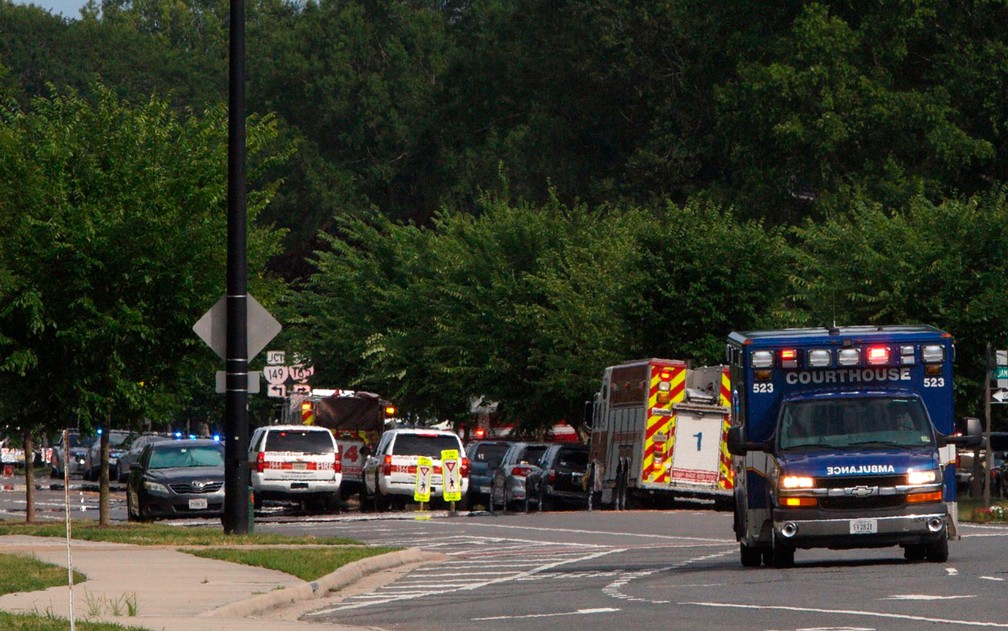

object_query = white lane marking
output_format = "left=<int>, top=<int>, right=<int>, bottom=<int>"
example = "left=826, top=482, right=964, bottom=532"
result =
left=443, top=520, right=735, bottom=545
left=312, top=546, right=626, bottom=613
left=682, top=602, right=1008, bottom=627
left=946, top=568, right=959, bottom=576
left=883, top=594, right=975, bottom=600
left=603, top=549, right=735, bottom=604
left=473, top=607, right=620, bottom=621
left=980, top=576, right=1004, bottom=581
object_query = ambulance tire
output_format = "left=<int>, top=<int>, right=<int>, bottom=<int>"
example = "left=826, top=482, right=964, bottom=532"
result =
left=903, top=544, right=926, bottom=562
left=925, top=535, right=949, bottom=563
left=768, top=544, right=794, bottom=568
left=740, top=543, right=762, bottom=567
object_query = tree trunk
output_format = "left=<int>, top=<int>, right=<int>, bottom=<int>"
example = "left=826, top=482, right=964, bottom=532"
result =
left=23, top=430, right=35, bottom=524
left=99, top=429, right=110, bottom=526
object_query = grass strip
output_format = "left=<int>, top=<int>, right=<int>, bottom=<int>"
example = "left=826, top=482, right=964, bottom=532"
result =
left=0, top=612, right=147, bottom=630
left=0, top=520, right=356, bottom=546
left=185, top=545, right=401, bottom=582
left=0, top=553, right=85, bottom=596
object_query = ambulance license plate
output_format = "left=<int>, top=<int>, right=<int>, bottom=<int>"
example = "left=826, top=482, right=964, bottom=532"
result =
left=188, top=498, right=208, bottom=510
left=850, top=518, right=877, bottom=534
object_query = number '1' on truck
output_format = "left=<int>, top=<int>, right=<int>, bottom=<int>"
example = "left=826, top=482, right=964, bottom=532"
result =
left=726, top=325, right=980, bottom=568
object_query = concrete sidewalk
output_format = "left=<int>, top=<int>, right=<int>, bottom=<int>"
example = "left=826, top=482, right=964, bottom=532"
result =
left=0, top=535, right=439, bottom=630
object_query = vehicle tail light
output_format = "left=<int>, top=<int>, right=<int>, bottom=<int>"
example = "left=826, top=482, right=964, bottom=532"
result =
left=383, top=454, right=392, bottom=476
left=461, top=457, right=469, bottom=477
left=334, top=450, right=341, bottom=474
left=256, top=452, right=265, bottom=473
left=512, top=466, right=528, bottom=477
left=548, top=469, right=556, bottom=482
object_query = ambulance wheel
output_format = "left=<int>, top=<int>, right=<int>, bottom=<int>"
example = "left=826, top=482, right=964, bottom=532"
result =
left=740, top=543, right=762, bottom=567
left=903, top=544, right=926, bottom=562
left=925, top=535, right=949, bottom=563
left=769, top=544, right=794, bottom=568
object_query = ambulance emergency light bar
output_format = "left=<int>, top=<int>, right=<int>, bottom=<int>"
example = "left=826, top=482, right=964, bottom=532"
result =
left=749, top=344, right=945, bottom=370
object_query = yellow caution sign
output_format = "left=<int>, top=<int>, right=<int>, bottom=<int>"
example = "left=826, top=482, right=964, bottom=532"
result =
left=414, top=456, right=432, bottom=503
left=441, top=449, right=462, bottom=502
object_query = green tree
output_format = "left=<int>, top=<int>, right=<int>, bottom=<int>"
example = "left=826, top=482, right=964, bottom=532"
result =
left=0, top=83, right=287, bottom=523
left=790, top=189, right=1008, bottom=419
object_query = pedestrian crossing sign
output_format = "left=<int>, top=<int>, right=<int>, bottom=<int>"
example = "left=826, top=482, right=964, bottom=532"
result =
left=441, top=449, right=462, bottom=502
left=414, top=456, right=432, bottom=503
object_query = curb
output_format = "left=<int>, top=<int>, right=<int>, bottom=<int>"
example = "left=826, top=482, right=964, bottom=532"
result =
left=201, top=547, right=443, bottom=618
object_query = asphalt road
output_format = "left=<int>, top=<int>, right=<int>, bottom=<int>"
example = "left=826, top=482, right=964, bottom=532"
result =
left=6, top=483, right=1008, bottom=630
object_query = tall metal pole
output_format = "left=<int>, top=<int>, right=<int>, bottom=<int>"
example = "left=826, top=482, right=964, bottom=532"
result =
left=224, top=0, right=249, bottom=534
left=984, top=342, right=992, bottom=508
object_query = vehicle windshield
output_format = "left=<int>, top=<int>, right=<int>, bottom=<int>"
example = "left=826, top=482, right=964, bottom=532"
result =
left=518, top=445, right=548, bottom=465
left=264, top=430, right=335, bottom=454
left=778, top=396, right=934, bottom=451
left=392, top=434, right=461, bottom=457
left=473, top=443, right=510, bottom=468
left=148, top=445, right=224, bottom=469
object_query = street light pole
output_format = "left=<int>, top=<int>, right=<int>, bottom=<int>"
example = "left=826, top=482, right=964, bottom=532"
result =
left=224, top=0, right=249, bottom=534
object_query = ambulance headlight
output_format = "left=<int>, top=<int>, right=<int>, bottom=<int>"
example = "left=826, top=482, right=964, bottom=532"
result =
left=780, top=475, right=815, bottom=489
left=921, top=345, right=944, bottom=364
left=907, top=469, right=939, bottom=485
left=752, top=351, right=773, bottom=369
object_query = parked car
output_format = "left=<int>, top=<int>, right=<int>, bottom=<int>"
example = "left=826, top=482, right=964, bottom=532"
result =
left=464, top=440, right=511, bottom=509
left=248, top=425, right=342, bottom=513
left=524, top=443, right=590, bottom=511
left=50, top=429, right=91, bottom=478
left=126, top=438, right=225, bottom=521
left=83, top=430, right=135, bottom=482
left=488, top=442, right=549, bottom=513
left=117, top=433, right=170, bottom=482
left=361, top=428, right=469, bottom=511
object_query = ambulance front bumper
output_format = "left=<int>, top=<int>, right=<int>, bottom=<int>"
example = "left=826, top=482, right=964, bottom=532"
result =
left=773, top=507, right=947, bottom=549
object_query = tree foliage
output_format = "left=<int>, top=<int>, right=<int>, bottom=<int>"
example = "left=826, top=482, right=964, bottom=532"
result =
left=0, top=83, right=286, bottom=438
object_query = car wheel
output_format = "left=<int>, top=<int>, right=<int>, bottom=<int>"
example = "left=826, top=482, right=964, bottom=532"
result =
left=925, top=535, right=949, bottom=563
left=903, top=544, right=926, bottom=562
left=739, top=543, right=762, bottom=567
left=375, top=482, right=390, bottom=512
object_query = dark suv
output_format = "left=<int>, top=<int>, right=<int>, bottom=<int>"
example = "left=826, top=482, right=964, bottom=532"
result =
left=524, top=443, right=590, bottom=511
left=464, top=440, right=511, bottom=509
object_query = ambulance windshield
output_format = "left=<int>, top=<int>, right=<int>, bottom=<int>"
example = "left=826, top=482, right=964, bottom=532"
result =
left=778, top=396, right=934, bottom=451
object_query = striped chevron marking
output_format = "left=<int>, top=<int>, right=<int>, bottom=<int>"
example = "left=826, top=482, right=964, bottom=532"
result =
left=641, top=363, right=685, bottom=483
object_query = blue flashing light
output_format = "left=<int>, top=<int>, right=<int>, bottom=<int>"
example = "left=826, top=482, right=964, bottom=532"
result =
left=174, top=432, right=182, bottom=439
left=97, top=428, right=103, bottom=435
left=212, top=434, right=221, bottom=442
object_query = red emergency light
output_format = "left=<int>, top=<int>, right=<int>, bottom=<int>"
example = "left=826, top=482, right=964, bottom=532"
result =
left=867, top=345, right=890, bottom=366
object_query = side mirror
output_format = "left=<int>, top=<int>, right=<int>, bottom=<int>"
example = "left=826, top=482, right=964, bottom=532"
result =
left=727, top=427, right=747, bottom=456
left=940, top=416, right=982, bottom=448
left=727, top=426, right=772, bottom=456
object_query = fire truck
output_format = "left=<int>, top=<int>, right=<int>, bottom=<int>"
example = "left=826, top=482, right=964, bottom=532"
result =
left=588, top=359, right=733, bottom=509
left=283, top=389, right=395, bottom=497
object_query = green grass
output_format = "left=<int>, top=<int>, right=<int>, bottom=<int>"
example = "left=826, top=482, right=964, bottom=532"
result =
left=0, top=520, right=357, bottom=546
left=0, top=553, right=85, bottom=596
left=959, top=497, right=1008, bottom=523
left=185, top=545, right=401, bottom=581
left=0, top=612, right=147, bottom=630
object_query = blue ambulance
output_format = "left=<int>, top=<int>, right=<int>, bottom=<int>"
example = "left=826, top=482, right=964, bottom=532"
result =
left=726, top=325, right=980, bottom=568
